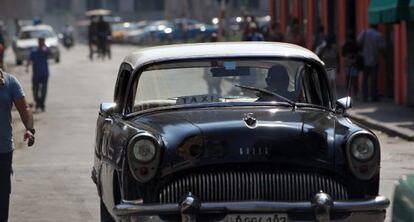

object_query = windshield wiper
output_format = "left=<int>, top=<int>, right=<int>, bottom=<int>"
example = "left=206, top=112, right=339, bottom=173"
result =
left=235, top=84, right=296, bottom=107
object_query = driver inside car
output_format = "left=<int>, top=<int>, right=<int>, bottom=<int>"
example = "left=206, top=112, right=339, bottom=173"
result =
left=257, top=64, right=295, bottom=101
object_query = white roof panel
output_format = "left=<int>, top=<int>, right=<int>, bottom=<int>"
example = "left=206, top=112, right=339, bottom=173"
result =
left=124, top=42, right=324, bottom=69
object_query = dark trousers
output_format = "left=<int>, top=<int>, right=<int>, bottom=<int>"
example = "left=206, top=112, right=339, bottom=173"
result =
left=32, top=78, right=48, bottom=110
left=0, top=152, right=12, bottom=222
left=363, top=65, right=379, bottom=101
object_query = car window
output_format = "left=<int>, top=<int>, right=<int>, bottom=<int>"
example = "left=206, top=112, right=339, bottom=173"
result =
left=301, top=66, right=330, bottom=106
left=131, top=59, right=327, bottom=112
left=114, top=64, right=132, bottom=113
left=19, top=30, right=55, bottom=39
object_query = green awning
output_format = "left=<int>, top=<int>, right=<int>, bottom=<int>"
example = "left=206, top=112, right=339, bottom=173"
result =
left=410, top=0, right=414, bottom=20
left=368, top=0, right=411, bottom=24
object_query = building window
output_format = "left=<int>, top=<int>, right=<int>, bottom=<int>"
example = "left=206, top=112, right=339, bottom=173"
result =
left=46, top=0, right=72, bottom=12
left=134, top=0, right=164, bottom=11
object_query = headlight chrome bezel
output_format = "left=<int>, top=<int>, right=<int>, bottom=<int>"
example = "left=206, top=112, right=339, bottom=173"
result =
left=350, top=136, right=376, bottom=161
left=346, top=131, right=380, bottom=180
left=127, top=132, right=162, bottom=183
left=132, top=138, right=157, bottom=163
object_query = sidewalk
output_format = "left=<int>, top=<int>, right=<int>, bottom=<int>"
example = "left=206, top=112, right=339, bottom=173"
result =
left=347, top=100, right=414, bottom=141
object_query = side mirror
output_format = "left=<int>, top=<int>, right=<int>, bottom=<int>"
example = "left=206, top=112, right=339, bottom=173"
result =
left=335, top=97, right=352, bottom=114
left=99, top=102, right=116, bottom=116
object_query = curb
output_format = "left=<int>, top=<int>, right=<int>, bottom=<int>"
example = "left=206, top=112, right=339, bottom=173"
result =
left=348, top=113, right=414, bottom=141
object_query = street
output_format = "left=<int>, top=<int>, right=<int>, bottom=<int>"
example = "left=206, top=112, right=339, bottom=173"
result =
left=5, top=44, right=414, bottom=222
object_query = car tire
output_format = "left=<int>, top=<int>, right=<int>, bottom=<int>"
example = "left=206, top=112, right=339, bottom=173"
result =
left=55, top=57, right=60, bottom=63
left=100, top=199, right=115, bottom=222
left=16, top=59, right=22, bottom=65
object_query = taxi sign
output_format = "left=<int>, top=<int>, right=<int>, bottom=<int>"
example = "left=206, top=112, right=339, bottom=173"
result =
left=176, top=95, right=219, bottom=105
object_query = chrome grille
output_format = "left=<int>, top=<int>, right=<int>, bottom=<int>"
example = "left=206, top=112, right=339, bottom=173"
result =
left=159, top=171, right=348, bottom=203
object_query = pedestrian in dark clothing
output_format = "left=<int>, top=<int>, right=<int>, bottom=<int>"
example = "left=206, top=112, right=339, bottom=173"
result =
left=286, top=18, right=305, bottom=47
left=0, top=69, right=35, bottom=222
left=316, top=35, right=339, bottom=90
left=358, top=24, right=385, bottom=102
left=313, top=25, right=326, bottom=51
left=88, top=17, right=98, bottom=60
left=242, top=23, right=264, bottom=41
left=317, top=35, right=338, bottom=69
left=14, top=18, right=21, bottom=36
left=342, top=33, right=360, bottom=99
left=96, top=16, right=111, bottom=59
left=266, top=22, right=284, bottom=42
left=26, top=38, right=50, bottom=112
left=210, top=32, right=218, bottom=42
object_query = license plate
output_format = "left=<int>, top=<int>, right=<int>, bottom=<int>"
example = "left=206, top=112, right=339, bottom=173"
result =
left=224, top=214, right=288, bottom=222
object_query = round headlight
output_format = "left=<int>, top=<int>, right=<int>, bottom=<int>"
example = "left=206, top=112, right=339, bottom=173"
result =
left=350, top=137, right=375, bottom=161
left=132, top=139, right=156, bottom=163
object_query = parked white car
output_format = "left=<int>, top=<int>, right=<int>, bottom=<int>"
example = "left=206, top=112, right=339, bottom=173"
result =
left=13, top=24, right=60, bottom=65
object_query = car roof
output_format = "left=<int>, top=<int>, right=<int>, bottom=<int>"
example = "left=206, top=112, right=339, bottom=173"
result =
left=124, top=42, right=324, bottom=69
left=21, top=25, right=54, bottom=32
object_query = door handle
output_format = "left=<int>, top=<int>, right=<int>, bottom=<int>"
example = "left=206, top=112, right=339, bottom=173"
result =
left=104, top=118, right=113, bottom=125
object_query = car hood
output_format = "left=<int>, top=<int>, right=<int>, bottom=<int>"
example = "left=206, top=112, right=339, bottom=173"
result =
left=16, top=37, right=58, bottom=48
left=130, top=106, right=335, bottom=176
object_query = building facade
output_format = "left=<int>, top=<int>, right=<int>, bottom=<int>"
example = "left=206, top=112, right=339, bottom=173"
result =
left=269, top=0, right=413, bottom=106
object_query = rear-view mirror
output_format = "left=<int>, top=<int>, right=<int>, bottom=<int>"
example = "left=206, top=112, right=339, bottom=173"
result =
left=211, top=67, right=250, bottom=77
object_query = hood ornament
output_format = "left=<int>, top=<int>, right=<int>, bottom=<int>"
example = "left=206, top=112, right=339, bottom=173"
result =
left=243, top=113, right=257, bottom=128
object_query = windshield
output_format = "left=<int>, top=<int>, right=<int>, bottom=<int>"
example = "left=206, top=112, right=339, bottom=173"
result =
left=19, top=29, right=55, bottom=39
left=133, top=59, right=329, bottom=112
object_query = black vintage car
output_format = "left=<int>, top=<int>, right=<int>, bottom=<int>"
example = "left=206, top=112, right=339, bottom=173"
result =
left=92, top=42, right=389, bottom=222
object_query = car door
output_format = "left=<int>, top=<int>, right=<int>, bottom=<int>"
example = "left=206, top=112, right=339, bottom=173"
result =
left=99, top=63, right=133, bottom=207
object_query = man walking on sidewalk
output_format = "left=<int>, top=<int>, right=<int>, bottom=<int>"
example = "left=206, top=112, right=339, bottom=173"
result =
left=0, top=69, right=35, bottom=222
left=358, top=24, right=385, bottom=102
left=26, top=38, right=50, bottom=112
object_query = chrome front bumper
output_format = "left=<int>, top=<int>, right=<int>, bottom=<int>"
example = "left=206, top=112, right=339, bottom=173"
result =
left=114, top=192, right=389, bottom=222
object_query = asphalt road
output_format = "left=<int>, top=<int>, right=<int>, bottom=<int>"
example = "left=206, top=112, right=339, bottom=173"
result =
left=5, top=44, right=414, bottom=222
